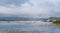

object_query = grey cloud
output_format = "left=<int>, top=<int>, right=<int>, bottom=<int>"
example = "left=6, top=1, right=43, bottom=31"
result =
left=0, top=0, right=60, bottom=17
left=0, top=0, right=29, bottom=7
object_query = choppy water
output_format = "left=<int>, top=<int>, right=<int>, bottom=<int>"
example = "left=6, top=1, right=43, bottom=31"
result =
left=0, top=21, right=60, bottom=33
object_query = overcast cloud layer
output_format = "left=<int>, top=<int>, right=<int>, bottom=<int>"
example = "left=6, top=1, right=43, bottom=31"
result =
left=0, top=0, right=60, bottom=17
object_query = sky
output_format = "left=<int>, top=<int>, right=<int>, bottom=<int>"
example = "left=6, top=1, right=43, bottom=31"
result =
left=0, top=0, right=60, bottom=18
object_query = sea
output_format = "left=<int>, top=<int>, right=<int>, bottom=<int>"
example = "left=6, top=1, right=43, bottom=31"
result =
left=0, top=21, right=60, bottom=33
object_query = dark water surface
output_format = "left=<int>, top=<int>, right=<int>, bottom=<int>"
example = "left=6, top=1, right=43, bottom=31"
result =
left=0, top=21, right=60, bottom=33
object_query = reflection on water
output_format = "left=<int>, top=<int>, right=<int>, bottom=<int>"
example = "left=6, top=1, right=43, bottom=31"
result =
left=54, top=23, right=60, bottom=28
left=0, top=21, right=60, bottom=33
